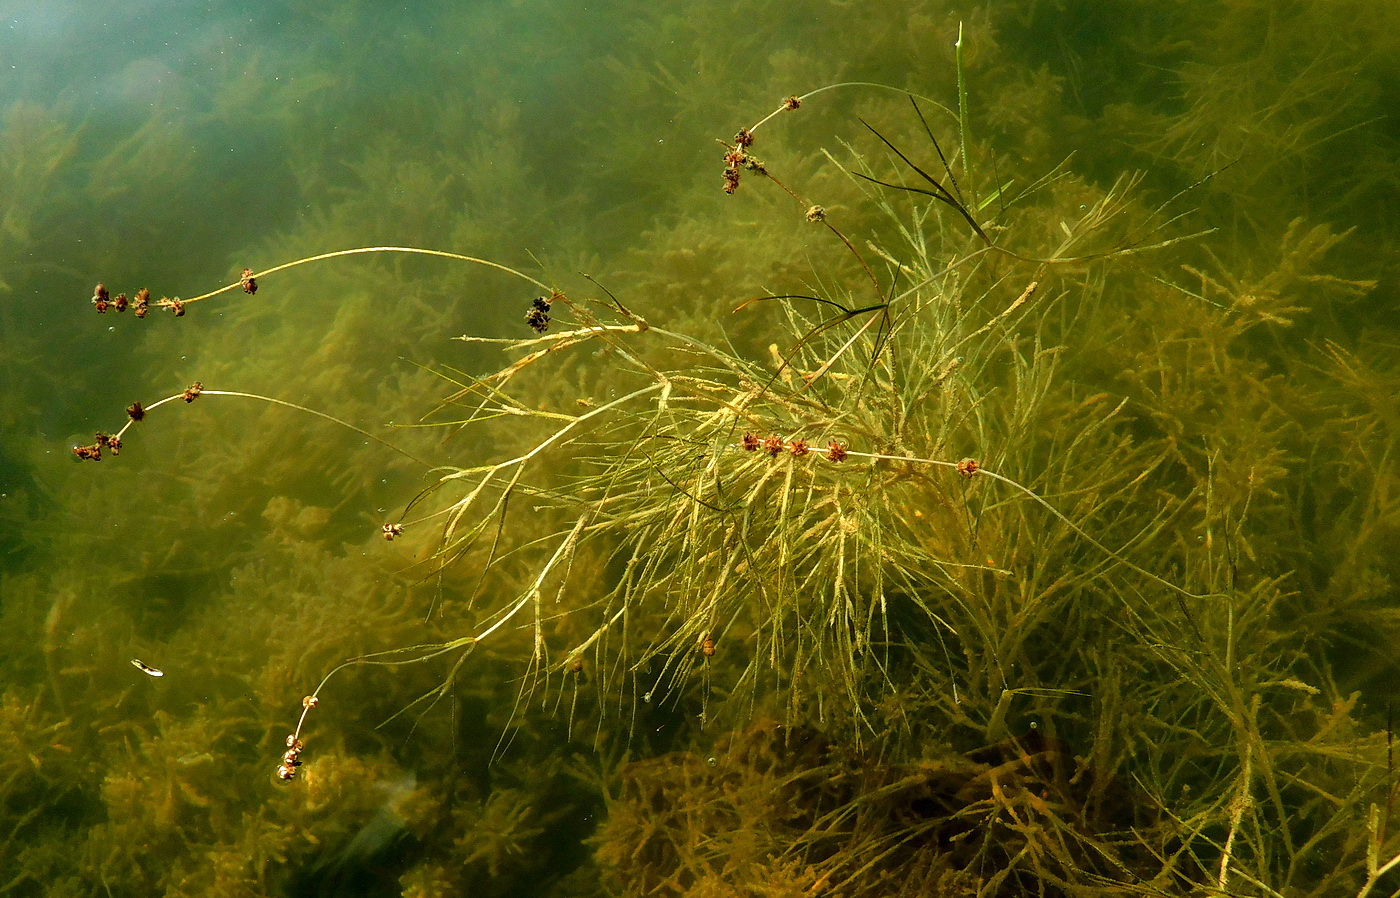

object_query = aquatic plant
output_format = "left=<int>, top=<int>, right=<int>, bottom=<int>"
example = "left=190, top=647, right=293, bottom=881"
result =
left=34, top=4, right=1400, bottom=891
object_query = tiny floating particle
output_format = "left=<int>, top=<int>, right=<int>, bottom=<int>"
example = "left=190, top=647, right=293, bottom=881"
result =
left=131, top=658, right=164, bottom=677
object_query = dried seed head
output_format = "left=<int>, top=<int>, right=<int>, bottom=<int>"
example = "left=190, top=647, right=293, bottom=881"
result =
left=805, top=205, right=825, bottom=223
left=789, top=439, right=809, bottom=457
left=957, top=457, right=980, bottom=478
left=763, top=435, right=784, bottom=457
left=240, top=268, right=257, bottom=294
left=741, top=432, right=761, bottom=451
left=525, top=306, right=550, bottom=333
left=382, top=522, right=403, bottom=541
left=782, top=95, right=801, bottom=110
left=825, top=441, right=848, bottom=463
left=127, top=401, right=146, bottom=422
left=182, top=382, right=203, bottom=402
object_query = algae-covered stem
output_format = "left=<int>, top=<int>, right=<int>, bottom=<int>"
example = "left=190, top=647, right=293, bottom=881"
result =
left=955, top=21, right=977, bottom=209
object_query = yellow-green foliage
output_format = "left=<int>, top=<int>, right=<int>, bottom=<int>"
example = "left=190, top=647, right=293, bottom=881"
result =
left=2, top=1, right=1398, bottom=895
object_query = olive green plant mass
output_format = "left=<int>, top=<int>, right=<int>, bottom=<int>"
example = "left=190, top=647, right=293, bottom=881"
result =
left=3, top=2, right=1399, bottom=896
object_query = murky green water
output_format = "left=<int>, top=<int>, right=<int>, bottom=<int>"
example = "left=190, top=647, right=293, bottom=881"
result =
left=2, top=2, right=1397, bottom=895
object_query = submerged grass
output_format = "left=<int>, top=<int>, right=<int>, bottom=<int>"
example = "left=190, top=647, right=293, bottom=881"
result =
left=50, top=50, right=1400, bottom=898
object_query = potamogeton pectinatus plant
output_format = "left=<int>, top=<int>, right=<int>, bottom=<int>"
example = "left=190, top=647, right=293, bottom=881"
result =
left=77, top=87, right=1208, bottom=778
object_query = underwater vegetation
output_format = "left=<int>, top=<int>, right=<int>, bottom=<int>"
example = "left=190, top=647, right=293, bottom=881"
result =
left=1, top=1, right=1398, bottom=895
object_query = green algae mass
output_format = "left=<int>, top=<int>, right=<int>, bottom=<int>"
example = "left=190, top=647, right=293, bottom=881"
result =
left=0, top=1, right=1398, bottom=895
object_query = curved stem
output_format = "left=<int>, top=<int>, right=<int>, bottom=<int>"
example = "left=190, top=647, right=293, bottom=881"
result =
left=184, top=246, right=552, bottom=306
left=112, top=388, right=434, bottom=468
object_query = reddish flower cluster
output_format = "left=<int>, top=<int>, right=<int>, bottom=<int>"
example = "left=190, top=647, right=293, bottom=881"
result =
left=72, top=431, right=124, bottom=462
left=181, top=381, right=203, bottom=403
left=740, top=432, right=847, bottom=462
left=721, top=96, right=799, bottom=194
left=721, top=142, right=766, bottom=195
left=956, top=457, right=980, bottom=478
left=90, top=282, right=165, bottom=318
left=382, top=522, right=404, bottom=541
left=91, top=265, right=251, bottom=319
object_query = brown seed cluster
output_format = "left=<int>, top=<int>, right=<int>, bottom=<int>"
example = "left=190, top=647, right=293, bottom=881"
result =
left=278, top=735, right=305, bottom=781
left=721, top=143, right=767, bottom=195
left=277, top=695, right=319, bottom=782
left=740, top=433, right=848, bottom=463
left=90, top=266, right=251, bottom=320
left=525, top=293, right=554, bottom=333
left=721, top=96, right=801, bottom=194
left=90, top=281, right=173, bottom=318
left=701, top=635, right=716, bottom=658
left=72, top=431, right=125, bottom=462
left=957, top=457, right=980, bottom=478
left=382, top=522, right=404, bottom=541
left=74, top=391, right=201, bottom=462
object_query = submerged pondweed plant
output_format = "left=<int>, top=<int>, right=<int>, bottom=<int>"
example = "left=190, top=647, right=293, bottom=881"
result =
left=73, top=77, right=1400, bottom=896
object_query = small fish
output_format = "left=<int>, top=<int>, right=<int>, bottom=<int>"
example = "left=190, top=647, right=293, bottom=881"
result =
left=131, top=658, right=164, bottom=677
